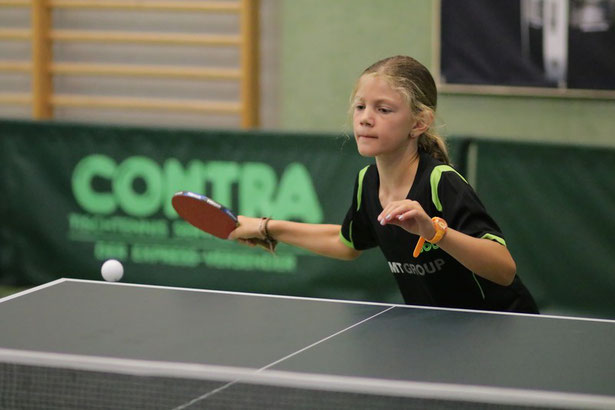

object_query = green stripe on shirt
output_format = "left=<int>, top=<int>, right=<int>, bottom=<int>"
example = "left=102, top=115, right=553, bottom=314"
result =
left=430, top=165, right=467, bottom=212
left=356, top=165, right=370, bottom=211
left=343, top=167, right=370, bottom=250
left=339, top=225, right=355, bottom=249
left=482, top=233, right=507, bottom=247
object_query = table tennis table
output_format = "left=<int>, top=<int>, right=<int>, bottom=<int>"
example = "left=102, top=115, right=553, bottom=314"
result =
left=0, top=278, right=614, bottom=409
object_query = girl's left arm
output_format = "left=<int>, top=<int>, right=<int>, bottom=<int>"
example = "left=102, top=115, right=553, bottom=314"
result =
left=379, top=200, right=516, bottom=286
left=436, top=229, right=516, bottom=286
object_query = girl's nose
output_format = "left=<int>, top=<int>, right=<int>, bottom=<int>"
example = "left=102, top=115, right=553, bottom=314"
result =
left=359, top=109, right=374, bottom=126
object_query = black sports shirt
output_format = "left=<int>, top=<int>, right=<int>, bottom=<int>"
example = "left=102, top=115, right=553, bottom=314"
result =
left=340, top=150, right=538, bottom=313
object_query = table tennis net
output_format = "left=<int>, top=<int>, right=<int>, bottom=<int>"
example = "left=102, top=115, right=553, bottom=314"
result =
left=0, top=354, right=556, bottom=410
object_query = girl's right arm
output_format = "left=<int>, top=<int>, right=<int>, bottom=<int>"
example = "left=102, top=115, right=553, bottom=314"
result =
left=228, top=216, right=362, bottom=261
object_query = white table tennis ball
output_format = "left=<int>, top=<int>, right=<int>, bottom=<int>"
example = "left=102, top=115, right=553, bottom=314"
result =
left=101, top=259, right=124, bottom=282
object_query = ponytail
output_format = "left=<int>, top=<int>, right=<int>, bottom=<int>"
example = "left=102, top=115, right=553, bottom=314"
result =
left=418, top=130, right=449, bottom=165
left=415, top=102, right=449, bottom=165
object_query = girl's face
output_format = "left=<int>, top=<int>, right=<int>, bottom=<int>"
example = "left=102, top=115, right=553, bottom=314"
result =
left=352, top=74, right=416, bottom=158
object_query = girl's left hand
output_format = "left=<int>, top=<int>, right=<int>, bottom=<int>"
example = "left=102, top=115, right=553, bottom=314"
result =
left=378, top=200, right=435, bottom=239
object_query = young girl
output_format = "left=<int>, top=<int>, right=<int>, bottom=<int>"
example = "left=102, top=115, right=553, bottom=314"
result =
left=229, top=55, right=538, bottom=313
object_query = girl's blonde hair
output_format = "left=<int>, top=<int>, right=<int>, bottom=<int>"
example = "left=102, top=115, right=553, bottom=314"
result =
left=351, top=55, right=449, bottom=164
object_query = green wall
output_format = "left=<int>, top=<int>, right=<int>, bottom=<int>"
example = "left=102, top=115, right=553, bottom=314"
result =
left=279, top=0, right=434, bottom=134
left=279, top=0, right=615, bottom=147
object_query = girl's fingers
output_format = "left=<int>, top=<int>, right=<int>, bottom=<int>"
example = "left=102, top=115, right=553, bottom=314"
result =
left=378, top=203, right=402, bottom=223
left=396, top=209, right=418, bottom=221
left=378, top=201, right=420, bottom=225
left=237, top=238, right=258, bottom=247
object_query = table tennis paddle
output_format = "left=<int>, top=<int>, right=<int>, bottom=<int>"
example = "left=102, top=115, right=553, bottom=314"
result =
left=172, top=191, right=276, bottom=252
left=172, top=191, right=238, bottom=239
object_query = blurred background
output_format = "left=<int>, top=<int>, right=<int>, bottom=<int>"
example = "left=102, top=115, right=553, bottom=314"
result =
left=1, top=0, right=614, bottom=318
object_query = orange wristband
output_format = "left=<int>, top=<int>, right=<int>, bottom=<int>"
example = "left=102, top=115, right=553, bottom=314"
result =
left=427, top=217, right=448, bottom=244
left=412, top=217, right=448, bottom=258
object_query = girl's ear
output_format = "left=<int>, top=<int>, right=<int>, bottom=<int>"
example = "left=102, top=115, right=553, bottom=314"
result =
left=410, top=110, right=434, bottom=138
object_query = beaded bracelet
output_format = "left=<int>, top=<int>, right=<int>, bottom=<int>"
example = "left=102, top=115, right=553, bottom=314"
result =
left=258, top=217, right=277, bottom=253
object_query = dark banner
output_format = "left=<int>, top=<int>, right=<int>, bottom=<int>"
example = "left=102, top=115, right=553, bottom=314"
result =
left=441, top=0, right=615, bottom=90
left=0, top=121, right=412, bottom=302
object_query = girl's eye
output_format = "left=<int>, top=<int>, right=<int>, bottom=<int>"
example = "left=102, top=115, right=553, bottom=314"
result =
left=379, top=107, right=392, bottom=113
left=355, top=104, right=365, bottom=111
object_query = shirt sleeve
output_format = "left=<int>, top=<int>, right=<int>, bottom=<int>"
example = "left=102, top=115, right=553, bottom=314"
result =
left=436, top=169, right=507, bottom=246
left=340, top=166, right=378, bottom=250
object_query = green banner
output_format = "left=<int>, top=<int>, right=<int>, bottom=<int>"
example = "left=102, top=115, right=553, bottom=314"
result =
left=1, top=120, right=414, bottom=302
left=3, top=120, right=613, bottom=318
left=474, top=140, right=615, bottom=319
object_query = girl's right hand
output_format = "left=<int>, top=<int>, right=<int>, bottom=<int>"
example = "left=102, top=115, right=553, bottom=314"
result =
left=228, top=216, right=278, bottom=251
left=228, top=215, right=263, bottom=241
